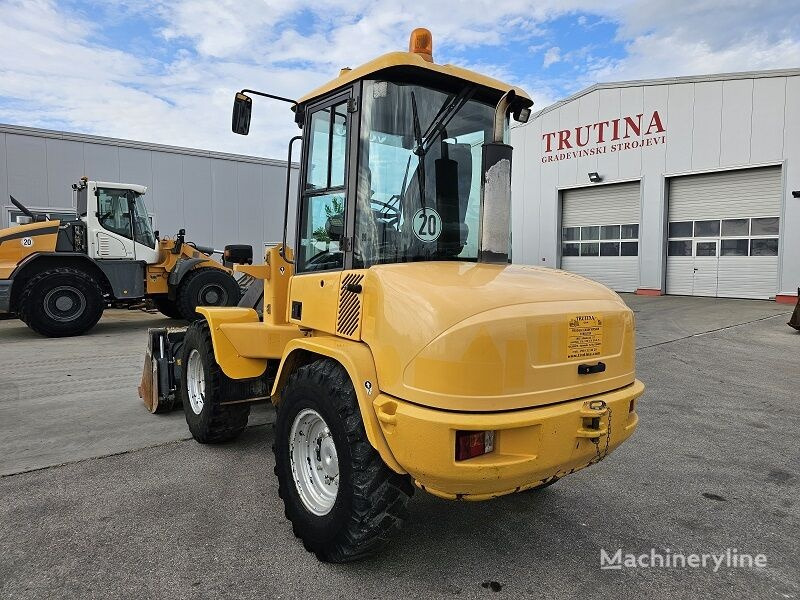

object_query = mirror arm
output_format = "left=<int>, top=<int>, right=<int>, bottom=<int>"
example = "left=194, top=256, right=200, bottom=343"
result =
left=280, top=136, right=303, bottom=264
left=240, top=89, right=298, bottom=111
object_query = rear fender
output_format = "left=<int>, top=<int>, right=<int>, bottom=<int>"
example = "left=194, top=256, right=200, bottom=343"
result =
left=196, top=307, right=268, bottom=379
left=271, top=336, right=405, bottom=474
left=168, top=257, right=227, bottom=287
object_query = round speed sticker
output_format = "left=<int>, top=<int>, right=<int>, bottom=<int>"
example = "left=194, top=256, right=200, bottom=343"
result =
left=21, top=237, right=33, bottom=248
left=412, top=208, right=442, bottom=243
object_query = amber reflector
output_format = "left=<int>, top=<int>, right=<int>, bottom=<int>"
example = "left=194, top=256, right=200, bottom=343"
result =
left=409, top=27, right=433, bottom=62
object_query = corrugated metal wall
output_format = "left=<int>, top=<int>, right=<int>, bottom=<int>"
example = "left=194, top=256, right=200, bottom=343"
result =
left=0, top=124, right=298, bottom=262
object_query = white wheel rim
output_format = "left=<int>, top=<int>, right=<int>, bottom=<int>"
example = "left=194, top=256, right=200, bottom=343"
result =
left=186, top=349, right=205, bottom=415
left=289, top=409, right=339, bottom=516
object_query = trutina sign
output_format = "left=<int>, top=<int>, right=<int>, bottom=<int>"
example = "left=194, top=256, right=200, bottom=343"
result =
left=541, top=110, right=666, bottom=163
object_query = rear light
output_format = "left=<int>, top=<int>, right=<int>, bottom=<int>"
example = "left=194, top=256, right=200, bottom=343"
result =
left=455, top=430, right=495, bottom=461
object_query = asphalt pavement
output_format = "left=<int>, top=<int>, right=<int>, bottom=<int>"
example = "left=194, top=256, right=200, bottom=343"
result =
left=0, top=297, right=797, bottom=599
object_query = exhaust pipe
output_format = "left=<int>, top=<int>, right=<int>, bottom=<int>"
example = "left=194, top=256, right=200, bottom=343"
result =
left=478, top=90, right=515, bottom=264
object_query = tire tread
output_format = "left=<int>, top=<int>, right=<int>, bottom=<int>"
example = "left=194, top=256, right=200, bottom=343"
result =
left=274, top=358, right=413, bottom=563
left=180, top=320, right=250, bottom=443
left=18, top=266, right=104, bottom=337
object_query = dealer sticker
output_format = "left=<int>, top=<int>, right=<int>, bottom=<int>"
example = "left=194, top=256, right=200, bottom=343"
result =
left=567, top=314, right=603, bottom=359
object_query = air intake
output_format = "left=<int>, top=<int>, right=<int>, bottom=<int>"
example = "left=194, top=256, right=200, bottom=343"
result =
left=336, top=273, right=365, bottom=338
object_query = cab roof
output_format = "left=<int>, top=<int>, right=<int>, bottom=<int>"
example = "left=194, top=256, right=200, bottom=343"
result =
left=297, top=50, right=533, bottom=109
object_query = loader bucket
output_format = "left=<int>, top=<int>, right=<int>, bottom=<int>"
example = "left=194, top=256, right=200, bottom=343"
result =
left=138, top=327, right=187, bottom=413
left=789, top=288, right=800, bottom=331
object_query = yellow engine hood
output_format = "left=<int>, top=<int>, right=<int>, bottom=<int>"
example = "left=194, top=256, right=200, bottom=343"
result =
left=360, top=262, right=635, bottom=412
left=0, top=220, right=60, bottom=279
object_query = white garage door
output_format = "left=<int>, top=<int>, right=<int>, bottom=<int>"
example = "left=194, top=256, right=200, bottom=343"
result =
left=560, top=182, right=640, bottom=292
left=666, top=166, right=781, bottom=299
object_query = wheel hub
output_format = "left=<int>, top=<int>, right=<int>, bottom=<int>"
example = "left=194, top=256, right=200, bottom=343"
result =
left=44, top=286, right=86, bottom=322
left=186, top=348, right=205, bottom=415
left=289, top=409, right=339, bottom=516
left=198, top=283, right=226, bottom=306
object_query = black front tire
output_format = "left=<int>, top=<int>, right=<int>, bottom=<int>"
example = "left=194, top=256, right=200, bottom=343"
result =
left=152, top=296, right=182, bottom=319
left=18, top=267, right=105, bottom=337
left=176, top=268, right=241, bottom=322
left=179, top=320, right=250, bottom=443
left=274, top=358, right=414, bottom=562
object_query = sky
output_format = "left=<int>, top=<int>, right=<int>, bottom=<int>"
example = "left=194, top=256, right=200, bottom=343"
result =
left=0, top=0, right=798, bottom=160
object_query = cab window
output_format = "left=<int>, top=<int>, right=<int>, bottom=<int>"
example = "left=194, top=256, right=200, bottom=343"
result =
left=97, top=188, right=133, bottom=239
left=298, top=99, right=349, bottom=272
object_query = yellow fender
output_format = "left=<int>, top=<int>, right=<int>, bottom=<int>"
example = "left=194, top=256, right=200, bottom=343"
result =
left=196, top=307, right=268, bottom=379
left=272, top=336, right=405, bottom=475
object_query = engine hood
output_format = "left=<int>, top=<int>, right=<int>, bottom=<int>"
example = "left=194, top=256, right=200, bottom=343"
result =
left=360, top=262, right=635, bottom=412
left=0, top=220, right=60, bottom=279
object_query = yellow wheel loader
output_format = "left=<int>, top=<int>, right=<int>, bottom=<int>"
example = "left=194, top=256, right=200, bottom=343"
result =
left=140, top=28, right=644, bottom=562
left=0, top=179, right=252, bottom=337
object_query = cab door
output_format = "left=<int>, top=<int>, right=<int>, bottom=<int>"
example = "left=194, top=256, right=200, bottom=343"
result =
left=294, top=91, right=353, bottom=273
left=288, top=89, right=355, bottom=333
left=91, top=186, right=137, bottom=260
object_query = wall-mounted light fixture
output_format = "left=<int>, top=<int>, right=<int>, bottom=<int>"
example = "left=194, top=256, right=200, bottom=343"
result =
left=588, top=172, right=603, bottom=183
left=792, top=190, right=800, bottom=198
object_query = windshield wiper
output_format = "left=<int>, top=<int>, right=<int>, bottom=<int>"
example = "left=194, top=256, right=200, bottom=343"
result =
left=410, top=91, right=427, bottom=212
left=408, top=86, right=477, bottom=213
left=415, top=85, right=476, bottom=156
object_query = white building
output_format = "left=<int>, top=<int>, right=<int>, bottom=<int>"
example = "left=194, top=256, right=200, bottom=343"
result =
left=0, top=123, right=297, bottom=260
left=511, top=68, right=800, bottom=303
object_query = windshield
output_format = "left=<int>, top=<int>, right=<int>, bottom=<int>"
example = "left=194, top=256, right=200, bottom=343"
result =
left=354, top=80, right=496, bottom=268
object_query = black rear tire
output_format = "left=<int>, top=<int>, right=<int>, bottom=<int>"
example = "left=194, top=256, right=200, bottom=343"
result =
left=176, top=268, right=241, bottom=322
left=179, top=320, right=250, bottom=443
left=152, top=296, right=182, bottom=319
left=274, top=358, right=414, bottom=562
left=18, top=267, right=105, bottom=337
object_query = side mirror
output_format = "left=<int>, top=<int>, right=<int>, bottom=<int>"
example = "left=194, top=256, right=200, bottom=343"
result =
left=232, top=92, right=252, bottom=135
left=223, top=244, right=254, bottom=266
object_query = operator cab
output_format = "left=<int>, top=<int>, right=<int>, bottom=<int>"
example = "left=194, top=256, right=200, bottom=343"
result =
left=73, top=178, right=159, bottom=263
left=299, top=79, right=496, bottom=273
left=232, top=28, right=532, bottom=275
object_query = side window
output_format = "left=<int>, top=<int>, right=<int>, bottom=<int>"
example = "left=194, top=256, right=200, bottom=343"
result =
left=298, top=99, right=349, bottom=272
left=305, top=101, right=348, bottom=191
left=97, top=188, right=133, bottom=239
left=299, top=193, right=346, bottom=271
left=306, top=110, right=331, bottom=190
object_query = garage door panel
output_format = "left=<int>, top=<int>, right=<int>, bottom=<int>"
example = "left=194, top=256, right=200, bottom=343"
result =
left=561, top=257, right=639, bottom=292
left=665, top=257, right=694, bottom=296
left=667, top=166, right=781, bottom=299
left=561, top=182, right=640, bottom=227
left=561, top=181, right=640, bottom=292
left=668, top=166, right=781, bottom=221
left=692, top=257, right=719, bottom=297
left=717, top=257, right=779, bottom=299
